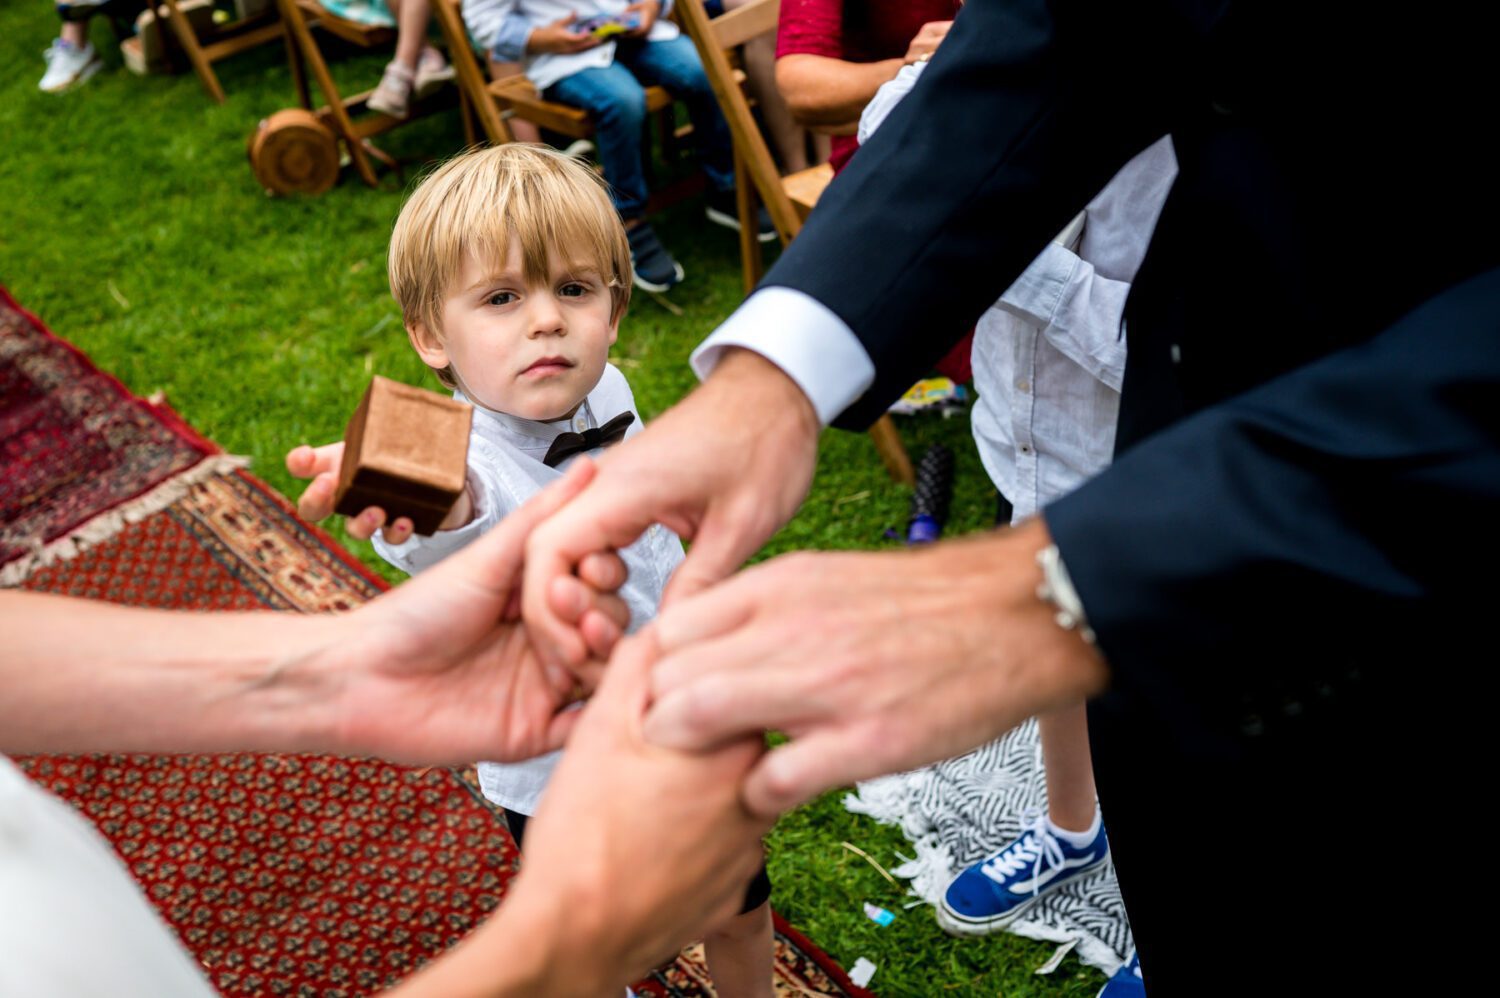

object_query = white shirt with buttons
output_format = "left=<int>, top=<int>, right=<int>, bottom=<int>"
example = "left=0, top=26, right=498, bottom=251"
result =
left=375, top=363, right=684, bottom=814
left=694, top=61, right=1177, bottom=525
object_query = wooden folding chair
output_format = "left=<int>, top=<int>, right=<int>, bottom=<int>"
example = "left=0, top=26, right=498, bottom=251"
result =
left=155, top=0, right=284, bottom=103
left=275, top=0, right=456, bottom=188
left=676, top=0, right=912, bottom=485
left=434, top=0, right=676, bottom=146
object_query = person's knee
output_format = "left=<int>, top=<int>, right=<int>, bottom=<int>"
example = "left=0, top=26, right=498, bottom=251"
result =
left=596, top=87, right=648, bottom=133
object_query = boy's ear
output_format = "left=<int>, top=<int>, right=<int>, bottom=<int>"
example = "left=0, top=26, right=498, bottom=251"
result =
left=407, top=320, right=449, bottom=369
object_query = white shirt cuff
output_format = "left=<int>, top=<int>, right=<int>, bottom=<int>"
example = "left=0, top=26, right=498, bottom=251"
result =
left=689, top=287, right=875, bottom=426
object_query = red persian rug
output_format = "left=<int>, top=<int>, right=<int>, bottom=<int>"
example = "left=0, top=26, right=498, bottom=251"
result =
left=1, top=288, right=872, bottom=998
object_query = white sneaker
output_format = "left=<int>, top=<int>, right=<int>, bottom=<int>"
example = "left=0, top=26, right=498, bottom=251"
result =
left=39, top=39, right=102, bottom=93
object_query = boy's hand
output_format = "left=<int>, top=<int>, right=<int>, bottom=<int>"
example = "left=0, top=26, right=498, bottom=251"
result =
left=622, top=1, right=659, bottom=39
left=528, top=14, right=604, bottom=55
left=285, top=442, right=415, bottom=544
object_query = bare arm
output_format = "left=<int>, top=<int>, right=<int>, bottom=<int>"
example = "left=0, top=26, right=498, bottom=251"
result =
left=775, top=53, right=903, bottom=130
left=0, top=461, right=627, bottom=763
left=775, top=20, right=951, bottom=130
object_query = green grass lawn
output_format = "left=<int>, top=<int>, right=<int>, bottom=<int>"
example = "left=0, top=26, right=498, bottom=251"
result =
left=0, top=6, right=1103, bottom=994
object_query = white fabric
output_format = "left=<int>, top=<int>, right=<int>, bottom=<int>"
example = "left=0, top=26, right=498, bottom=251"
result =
left=862, top=62, right=1178, bottom=520
left=374, top=364, right=684, bottom=813
left=463, top=0, right=681, bottom=92
left=973, top=139, right=1176, bottom=520
left=690, top=287, right=875, bottom=426
left=0, top=757, right=217, bottom=997
left=843, top=727, right=1131, bottom=976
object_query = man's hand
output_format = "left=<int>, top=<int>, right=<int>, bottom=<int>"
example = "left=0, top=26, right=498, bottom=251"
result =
left=903, top=20, right=952, bottom=64
left=313, top=461, right=629, bottom=766
left=286, top=442, right=417, bottom=545
left=523, top=349, right=821, bottom=670
left=527, top=13, right=604, bottom=55
left=622, top=0, right=660, bottom=39
left=386, top=632, right=769, bottom=996
left=643, top=519, right=1111, bottom=817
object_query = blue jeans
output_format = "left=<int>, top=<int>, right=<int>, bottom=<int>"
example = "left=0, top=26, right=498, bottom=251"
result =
left=547, top=35, right=734, bottom=220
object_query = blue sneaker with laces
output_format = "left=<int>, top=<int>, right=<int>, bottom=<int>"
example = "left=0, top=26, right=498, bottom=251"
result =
left=938, top=812, right=1109, bottom=935
left=1097, top=950, right=1143, bottom=997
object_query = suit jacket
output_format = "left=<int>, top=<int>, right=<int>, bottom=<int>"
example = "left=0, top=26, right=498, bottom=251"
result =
left=761, top=0, right=1499, bottom=988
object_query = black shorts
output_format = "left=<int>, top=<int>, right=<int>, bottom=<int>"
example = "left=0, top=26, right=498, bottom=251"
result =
left=504, top=808, right=772, bottom=913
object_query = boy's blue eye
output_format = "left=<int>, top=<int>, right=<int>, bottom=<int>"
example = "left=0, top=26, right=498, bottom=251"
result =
left=559, top=282, right=589, bottom=297
left=486, top=291, right=517, bottom=306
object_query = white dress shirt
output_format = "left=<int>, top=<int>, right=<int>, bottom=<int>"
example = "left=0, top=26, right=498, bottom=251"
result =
left=1, top=757, right=218, bottom=997
left=375, top=363, right=684, bottom=814
left=696, top=63, right=1176, bottom=524
left=463, top=0, right=681, bottom=93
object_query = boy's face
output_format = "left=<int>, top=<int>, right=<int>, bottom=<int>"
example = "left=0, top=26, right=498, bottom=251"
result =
left=412, top=241, right=619, bottom=421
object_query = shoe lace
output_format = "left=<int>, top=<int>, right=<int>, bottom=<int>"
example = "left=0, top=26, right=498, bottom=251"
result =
left=979, top=810, right=1063, bottom=895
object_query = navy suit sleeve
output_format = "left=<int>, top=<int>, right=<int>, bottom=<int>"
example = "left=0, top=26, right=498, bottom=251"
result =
left=1045, top=267, right=1500, bottom=745
left=760, top=0, right=1216, bottom=428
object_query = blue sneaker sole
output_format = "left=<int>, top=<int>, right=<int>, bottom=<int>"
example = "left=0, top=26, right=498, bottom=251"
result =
left=935, top=848, right=1110, bottom=937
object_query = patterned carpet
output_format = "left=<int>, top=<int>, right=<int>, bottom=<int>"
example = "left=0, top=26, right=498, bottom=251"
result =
left=1, top=287, right=871, bottom=997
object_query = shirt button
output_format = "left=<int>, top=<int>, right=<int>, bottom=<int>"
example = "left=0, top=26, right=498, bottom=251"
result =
left=1170, top=344, right=1182, bottom=364
left=1020, top=445, right=1032, bottom=454
left=1015, top=378, right=1030, bottom=393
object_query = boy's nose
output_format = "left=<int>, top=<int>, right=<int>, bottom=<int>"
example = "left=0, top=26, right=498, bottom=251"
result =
left=527, top=297, right=566, bottom=336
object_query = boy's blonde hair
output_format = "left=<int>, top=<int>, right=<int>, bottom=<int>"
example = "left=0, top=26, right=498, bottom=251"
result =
left=388, top=144, right=632, bottom=388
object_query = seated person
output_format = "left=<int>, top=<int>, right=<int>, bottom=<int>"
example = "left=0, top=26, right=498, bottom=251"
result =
left=464, top=0, right=775, bottom=293
left=315, top=0, right=455, bottom=118
left=774, top=0, right=958, bottom=172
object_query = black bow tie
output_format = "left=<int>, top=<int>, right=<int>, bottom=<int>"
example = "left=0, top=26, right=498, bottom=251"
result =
left=542, top=412, right=635, bottom=468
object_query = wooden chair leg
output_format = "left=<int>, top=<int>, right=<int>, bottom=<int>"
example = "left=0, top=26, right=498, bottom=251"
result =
left=161, top=0, right=225, bottom=103
left=283, top=17, right=310, bottom=110
left=734, top=148, right=762, bottom=295
left=460, top=90, right=477, bottom=147
left=868, top=414, right=914, bottom=486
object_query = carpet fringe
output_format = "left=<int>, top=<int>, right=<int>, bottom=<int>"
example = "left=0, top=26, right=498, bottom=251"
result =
left=0, top=454, right=249, bottom=587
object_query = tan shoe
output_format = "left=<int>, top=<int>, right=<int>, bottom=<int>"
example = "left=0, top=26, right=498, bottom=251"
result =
left=413, top=47, right=454, bottom=100
left=366, top=60, right=414, bottom=118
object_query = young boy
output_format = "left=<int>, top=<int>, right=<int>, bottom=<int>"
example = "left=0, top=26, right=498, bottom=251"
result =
left=462, top=0, right=775, bottom=293
left=362, top=143, right=774, bottom=997
left=858, top=63, right=1176, bottom=997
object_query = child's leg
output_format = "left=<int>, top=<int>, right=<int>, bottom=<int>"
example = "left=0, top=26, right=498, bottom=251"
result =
left=1039, top=704, right=1099, bottom=833
left=60, top=17, right=88, bottom=46
left=702, top=900, right=774, bottom=998
left=547, top=64, right=652, bottom=221
left=486, top=58, right=542, bottom=143
left=385, top=0, right=428, bottom=71
left=617, top=36, right=734, bottom=194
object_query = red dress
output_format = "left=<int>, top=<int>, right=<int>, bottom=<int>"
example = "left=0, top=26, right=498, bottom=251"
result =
left=776, top=0, right=962, bottom=174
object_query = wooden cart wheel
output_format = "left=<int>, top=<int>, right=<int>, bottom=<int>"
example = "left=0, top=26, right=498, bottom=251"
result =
left=247, top=108, right=340, bottom=196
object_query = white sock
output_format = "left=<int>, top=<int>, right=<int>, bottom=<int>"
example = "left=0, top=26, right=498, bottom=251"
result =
left=1045, top=806, right=1102, bottom=849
